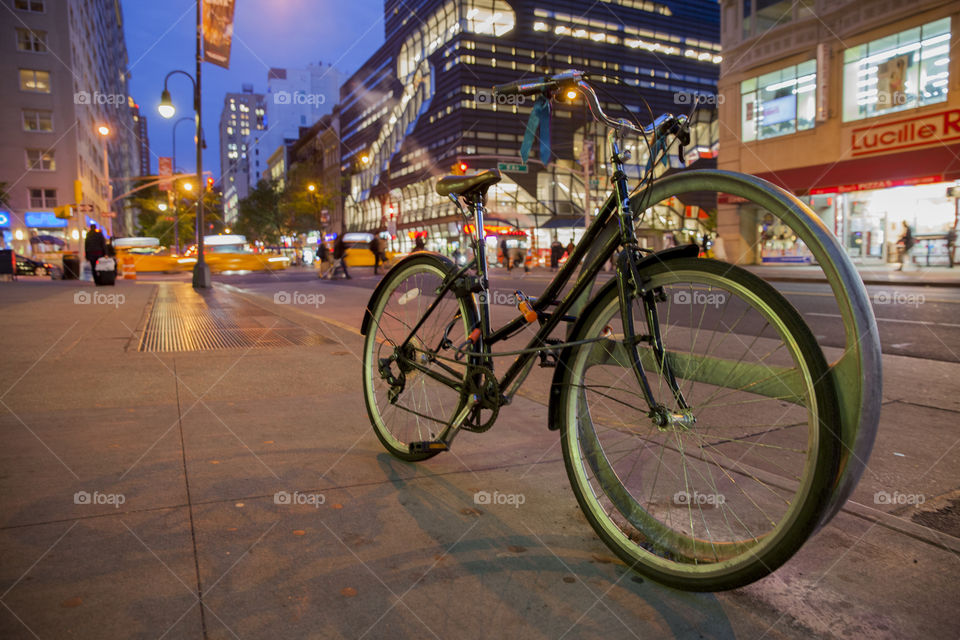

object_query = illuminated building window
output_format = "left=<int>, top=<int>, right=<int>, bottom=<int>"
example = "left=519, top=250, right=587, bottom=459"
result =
left=740, top=60, right=816, bottom=142
left=26, top=148, right=55, bottom=170
left=19, top=68, right=50, bottom=92
left=842, top=18, right=950, bottom=122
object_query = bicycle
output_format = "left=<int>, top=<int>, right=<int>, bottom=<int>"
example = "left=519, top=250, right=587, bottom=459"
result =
left=360, top=70, right=881, bottom=591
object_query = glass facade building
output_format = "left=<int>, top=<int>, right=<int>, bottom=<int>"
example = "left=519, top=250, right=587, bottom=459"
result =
left=337, top=0, right=721, bottom=259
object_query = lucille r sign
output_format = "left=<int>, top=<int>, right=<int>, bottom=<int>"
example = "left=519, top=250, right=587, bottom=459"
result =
left=851, top=108, right=960, bottom=157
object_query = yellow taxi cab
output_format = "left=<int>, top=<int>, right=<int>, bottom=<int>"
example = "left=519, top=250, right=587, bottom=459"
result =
left=329, top=232, right=403, bottom=268
left=187, top=235, right=290, bottom=273
left=113, top=237, right=195, bottom=273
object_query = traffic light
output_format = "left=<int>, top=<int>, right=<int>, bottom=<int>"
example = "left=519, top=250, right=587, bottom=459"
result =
left=451, top=162, right=468, bottom=176
left=206, top=177, right=214, bottom=190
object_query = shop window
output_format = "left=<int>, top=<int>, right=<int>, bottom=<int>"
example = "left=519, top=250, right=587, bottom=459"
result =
left=26, top=149, right=55, bottom=171
left=23, top=109, right=53, bottom=132
left=842, top=18, right=950, bottom=121
left=16, top=28, right=47, bottom=52
left=740, top=60, right=816, bottom=141
left=29, top=188, right=57, bottom=208
left=19, top=69, right=51, bottom=93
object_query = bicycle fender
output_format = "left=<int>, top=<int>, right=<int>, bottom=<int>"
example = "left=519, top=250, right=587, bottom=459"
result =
left=547, top=245, right=699, bottom=430
left=360, top=251, right=456, bottom=336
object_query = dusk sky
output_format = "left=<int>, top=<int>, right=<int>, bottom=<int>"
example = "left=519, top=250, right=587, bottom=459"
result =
left=122, top=0, right=385, bottom=180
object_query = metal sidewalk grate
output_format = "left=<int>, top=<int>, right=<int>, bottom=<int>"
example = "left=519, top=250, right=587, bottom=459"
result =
left=138, top=283, right=329, bottom=352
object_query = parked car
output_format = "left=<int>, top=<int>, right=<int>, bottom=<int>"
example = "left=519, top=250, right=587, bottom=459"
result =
left=15, top=253, right=62, bottom=279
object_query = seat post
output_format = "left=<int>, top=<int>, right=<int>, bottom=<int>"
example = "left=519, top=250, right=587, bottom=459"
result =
left=472, top=192, right=490, bottom=291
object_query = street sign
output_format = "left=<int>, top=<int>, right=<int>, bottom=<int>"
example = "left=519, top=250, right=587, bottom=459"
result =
left=497, top=162, right=527, bottom=173
left=158, top=157, right=173, bottom=191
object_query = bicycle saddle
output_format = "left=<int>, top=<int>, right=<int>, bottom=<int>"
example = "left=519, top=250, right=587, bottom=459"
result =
left=436, top=168, right=501, bottom=197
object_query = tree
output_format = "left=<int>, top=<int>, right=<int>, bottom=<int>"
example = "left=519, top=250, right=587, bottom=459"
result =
left=236, top=179, right=291, bottom=244
left=284, top=162, right=332, bottom=235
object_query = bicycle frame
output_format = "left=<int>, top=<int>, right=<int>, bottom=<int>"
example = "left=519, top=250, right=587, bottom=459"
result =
left=392, top=136, right=688, bottom=416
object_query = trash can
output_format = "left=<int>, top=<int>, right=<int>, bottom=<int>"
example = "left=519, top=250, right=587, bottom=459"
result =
left=62, top=252, right=80, bottom=280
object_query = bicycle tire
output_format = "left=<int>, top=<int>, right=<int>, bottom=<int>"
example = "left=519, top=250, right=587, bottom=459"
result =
left=362, top=253, right=477, bottom=461
left=557, top=257, right=841, bottom=591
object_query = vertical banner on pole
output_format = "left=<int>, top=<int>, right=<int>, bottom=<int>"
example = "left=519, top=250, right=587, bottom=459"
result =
left=158, top=157, right=173, bottom=191
left=202, top=0, right=236, bottom=69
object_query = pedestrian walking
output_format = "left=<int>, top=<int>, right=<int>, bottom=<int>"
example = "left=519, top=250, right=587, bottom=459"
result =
left=565, top=240, right=575, bottom=263
left=84, top=223, right=106, bottom=283
left=414, top=235, right=425, bottom=251
left=370, top=236, right=383, bottom=274
left=550, top=237, right=563, bottom=271
left=317, top=242, right=334, bottom=279
left=897, top=221, right=915, bottom=271
left=947, top=226, right=956, bottom=269
left=333, top=236, right=351, bottom=279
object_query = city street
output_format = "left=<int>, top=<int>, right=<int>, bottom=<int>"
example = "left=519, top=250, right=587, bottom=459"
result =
left=1, top=271, right=957, bottom=639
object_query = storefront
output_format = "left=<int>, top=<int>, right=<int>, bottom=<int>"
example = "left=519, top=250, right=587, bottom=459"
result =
left=717, top=6, right=960, bottom=265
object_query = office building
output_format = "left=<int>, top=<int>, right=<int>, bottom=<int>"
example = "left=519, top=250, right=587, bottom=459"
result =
left=218, top=85, right=266, bottom=223
left=338, top=0, right=721, bottom=257
left=0, top=0, right=140, bottom=253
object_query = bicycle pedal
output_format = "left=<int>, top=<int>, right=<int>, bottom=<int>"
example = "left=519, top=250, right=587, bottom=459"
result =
left=408, top=440, right=450, bottom=454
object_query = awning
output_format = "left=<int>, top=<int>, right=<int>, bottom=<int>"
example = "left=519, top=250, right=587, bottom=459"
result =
left=751, top=142, right=960, bottom=195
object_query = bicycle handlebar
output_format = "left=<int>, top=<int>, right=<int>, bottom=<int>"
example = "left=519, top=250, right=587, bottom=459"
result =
left=493, top=69, right=689, bottom=146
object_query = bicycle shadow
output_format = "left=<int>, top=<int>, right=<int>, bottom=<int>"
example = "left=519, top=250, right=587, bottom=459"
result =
left=368, top=453, right=739, bottom=639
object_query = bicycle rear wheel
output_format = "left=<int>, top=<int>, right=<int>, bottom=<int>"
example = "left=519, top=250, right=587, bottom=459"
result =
left=557, top=258, right=840, bottom=590
left=362, top=254, right=476, bottom=461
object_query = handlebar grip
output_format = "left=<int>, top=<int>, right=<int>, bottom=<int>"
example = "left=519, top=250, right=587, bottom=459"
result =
left=493, top=76, right=554, bottom=97
left=492, top=80, right=524, bottom=96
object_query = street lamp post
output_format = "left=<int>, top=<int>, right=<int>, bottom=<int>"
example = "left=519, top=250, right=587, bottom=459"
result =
left=96, top=125, right=113, bottom=236
left=157, top=4, right=208, bottom=288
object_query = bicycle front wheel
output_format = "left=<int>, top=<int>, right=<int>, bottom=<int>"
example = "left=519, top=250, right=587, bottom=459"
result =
left=362, top=254, right=476, bottom=461
left=557, top=258, right=840, bottom=591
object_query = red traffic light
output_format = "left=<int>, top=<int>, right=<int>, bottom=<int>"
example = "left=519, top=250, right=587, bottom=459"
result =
left=206, top=177, right=214, bottom=189
left=459, top=162, right=468, bottom=173
left=451, top=162, right=468, bottom=176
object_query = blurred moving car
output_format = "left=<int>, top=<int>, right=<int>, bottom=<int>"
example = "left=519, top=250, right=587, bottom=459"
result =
left=113, top=237, right=194, bottom=273
left=14, top=253, right=62, bottom=279
left=328, top=232, right=403, bottom=268
left=186, top=235, right=290, bottom=273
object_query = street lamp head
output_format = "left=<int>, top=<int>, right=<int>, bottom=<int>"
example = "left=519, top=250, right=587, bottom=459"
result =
left=158, top=203, right=168, bottom=211
left=183, top=182, right=193, bottom=191
left=158, top=89, right=176, bottom=119
left=360, top=154, right=370, bottom=165
left=307, top=184, right=316, bottom=192
left=97, top=125, right=110, bottom=136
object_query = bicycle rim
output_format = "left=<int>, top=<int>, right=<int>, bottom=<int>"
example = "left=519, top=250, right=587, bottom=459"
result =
left=363, top=257, right=472, bottom=459
left=560, top=258, right=838, bottom=589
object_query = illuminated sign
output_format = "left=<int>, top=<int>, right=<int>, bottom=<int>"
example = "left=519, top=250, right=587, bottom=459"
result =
left=24, top=211, right=68, bottom=228
left=0, top=211, right=9, bottom=227
left=851, top=108, right=960, bottom=157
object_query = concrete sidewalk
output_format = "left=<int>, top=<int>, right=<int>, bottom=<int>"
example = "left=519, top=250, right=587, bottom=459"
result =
left=0, top=278, right=957, bottom=639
